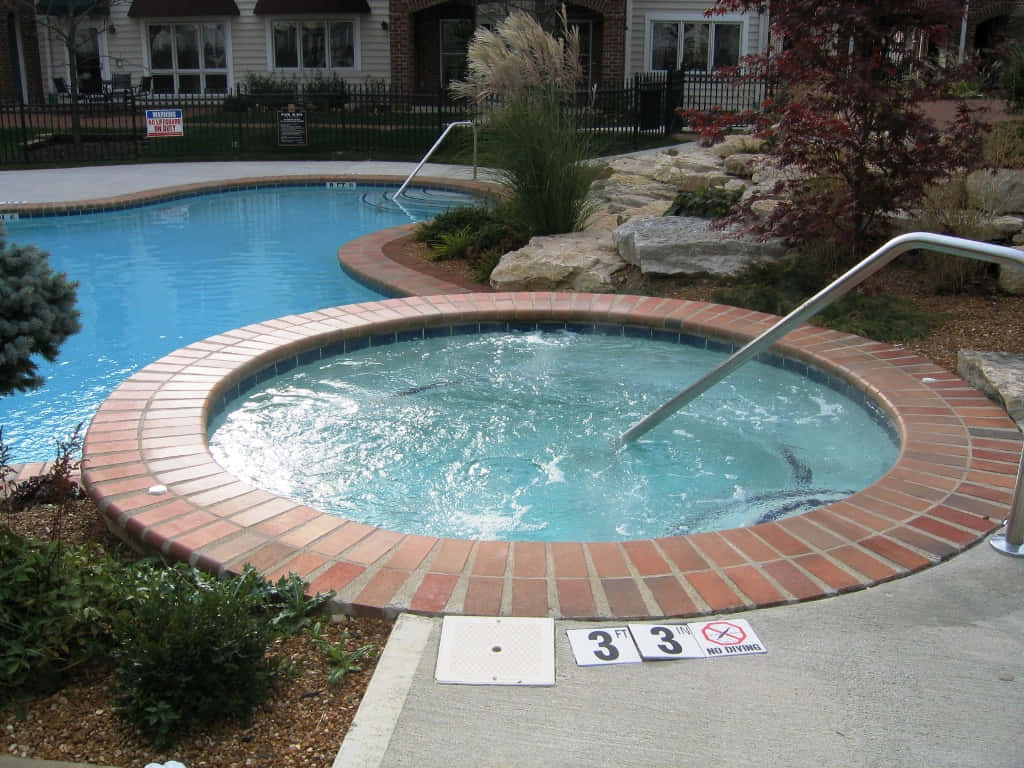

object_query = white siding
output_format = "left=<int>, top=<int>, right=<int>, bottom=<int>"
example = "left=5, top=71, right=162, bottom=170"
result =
left=37, top=0, right=393, bottom=97
left=627, top=0, right=768, bottom=78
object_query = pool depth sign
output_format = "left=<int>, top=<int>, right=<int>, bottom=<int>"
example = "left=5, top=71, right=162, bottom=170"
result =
left=567, top=619, right=767, bottom=666
left=145, top=109, right=183, bottom=138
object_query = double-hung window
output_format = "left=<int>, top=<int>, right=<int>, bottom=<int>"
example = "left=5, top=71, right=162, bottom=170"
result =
left=271, top=20, right=357, bottom=70
left=148, top=22, right=228, bottom=93
left=648, top=16, right=744, bottom=72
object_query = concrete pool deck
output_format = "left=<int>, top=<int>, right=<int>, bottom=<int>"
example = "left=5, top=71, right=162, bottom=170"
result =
left=2, top=159, right=1023, bottom=768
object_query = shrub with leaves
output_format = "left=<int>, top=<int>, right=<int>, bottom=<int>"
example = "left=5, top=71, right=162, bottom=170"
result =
left=713, top=252, right=939, bottom=342
left=0, top=228, right=80, bottom=398
left=665, top=186, right=742, bottom=218
left=112, top=565, right=283, bottom=748
left=0, top=530, right=127, bottom=702
left=415, top=206, right=527, bottom=282
left=310, top=622, right=378, bottom=686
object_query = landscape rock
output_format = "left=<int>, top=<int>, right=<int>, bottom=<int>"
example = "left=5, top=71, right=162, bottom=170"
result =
left=957, top=349, right=1024, bottom=427
left=722, top=153, right=768, bottom=178
left=489, top=233, right=625, bottom=292
left=999, top=247, right=1024, bottom=295
left=966, top=169, right=1024, bottom=215
left=711, top=135, right=768, bottom=157
left=990, top=215, right=1024, bottom=237
left=612, top=216, right=786, bottom=276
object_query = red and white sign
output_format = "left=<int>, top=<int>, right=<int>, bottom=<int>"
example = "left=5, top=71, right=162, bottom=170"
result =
left=692, top=619, right=766, bottom=657
left=146, top=109, right=183, bottom=137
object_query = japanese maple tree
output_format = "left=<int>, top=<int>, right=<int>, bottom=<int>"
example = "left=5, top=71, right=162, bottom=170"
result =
left=694, top=0, right=983, bottom=263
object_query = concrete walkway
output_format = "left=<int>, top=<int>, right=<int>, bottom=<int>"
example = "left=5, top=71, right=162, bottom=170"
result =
left=339, top=538, right=1024, bottom=768
left=0, top=160, right=490, bottom=205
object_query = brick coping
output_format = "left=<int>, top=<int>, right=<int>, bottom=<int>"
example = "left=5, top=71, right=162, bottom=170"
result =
left=73, top=220, right=1022, bottom=620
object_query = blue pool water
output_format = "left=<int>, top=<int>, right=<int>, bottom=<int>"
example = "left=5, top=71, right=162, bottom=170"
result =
left=209, top=330, right=900, bottom=541
left=0, top=185, right=474, bottom=461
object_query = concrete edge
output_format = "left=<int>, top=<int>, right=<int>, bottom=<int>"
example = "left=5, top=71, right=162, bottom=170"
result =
left=332, top=613, right=437, bottom=768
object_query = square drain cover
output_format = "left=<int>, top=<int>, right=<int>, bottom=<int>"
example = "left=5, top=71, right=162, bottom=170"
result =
left=435, top=616, right=555, bottom=686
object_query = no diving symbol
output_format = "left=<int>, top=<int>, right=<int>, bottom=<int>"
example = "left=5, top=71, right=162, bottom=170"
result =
left=702, top=621, right=746, bottom=646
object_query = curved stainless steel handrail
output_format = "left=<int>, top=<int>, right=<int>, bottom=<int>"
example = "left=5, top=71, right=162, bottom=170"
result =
left=611, top=232, right=1024, bottom=554
left=394, top=120, right=477, bottom=200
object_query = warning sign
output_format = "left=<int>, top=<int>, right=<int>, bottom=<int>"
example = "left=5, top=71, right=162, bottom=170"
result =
left=146, top=109, right=183, bottom=138
left=628, top=623, right=705, bottom=660
left=692, top=619, right=766, bottom=657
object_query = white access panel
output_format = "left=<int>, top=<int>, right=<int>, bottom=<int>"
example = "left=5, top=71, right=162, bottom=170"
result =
left=435, top=616, right=555, bottom=686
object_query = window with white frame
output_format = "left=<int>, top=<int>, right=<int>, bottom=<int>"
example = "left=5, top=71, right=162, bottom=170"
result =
left=648, top=17, right=743, bottom=72
left=271, top=20, right=356, bottom=70
left=439, top=19, right=473, bottom=89
left=147, top=22, right=228, bottom=94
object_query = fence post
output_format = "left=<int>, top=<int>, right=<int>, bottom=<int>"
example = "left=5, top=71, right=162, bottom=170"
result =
left=130, top=94, right=140, bottom=161
left=18, top=101, right=31, bottom=165
left=632, top=73, right=640, bottom=150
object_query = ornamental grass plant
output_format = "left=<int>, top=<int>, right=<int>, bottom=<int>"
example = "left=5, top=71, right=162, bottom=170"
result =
left=451, top=8, right=600, bottom=236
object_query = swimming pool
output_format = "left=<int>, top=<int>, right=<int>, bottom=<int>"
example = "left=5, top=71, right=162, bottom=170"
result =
left=0, top=184, right=475, bottom=461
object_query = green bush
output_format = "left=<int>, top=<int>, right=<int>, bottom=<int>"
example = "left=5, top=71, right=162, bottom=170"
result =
left=0, top=228, right=80, bottom=397
left=429, top=226, right=475, bottom=261
left=713, top=252, right=938, bottom=342
left=112, top=565, right=283, bottom=748
left=665, top=186, right=742, bottom=218
left=414, top=206, right=497, bottom=245
left=415, top=206, right=527, bottom=279
left=302, top=73, right=348, bottom=109
left=0, top=530, right=126, bottom=701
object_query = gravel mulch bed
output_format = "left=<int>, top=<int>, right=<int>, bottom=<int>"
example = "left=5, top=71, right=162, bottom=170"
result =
left=2, top=498, right=391, bottom=768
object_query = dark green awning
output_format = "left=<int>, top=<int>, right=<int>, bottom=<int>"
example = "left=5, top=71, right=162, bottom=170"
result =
left=127, top=0, right=240, bottom=17
left=36, top=0, right=108, bottom=17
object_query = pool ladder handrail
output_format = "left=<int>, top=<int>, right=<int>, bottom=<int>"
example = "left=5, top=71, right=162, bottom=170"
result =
left=612, top=232, right=1024, bottom=557
left=394, top=120, right=477, bottom=200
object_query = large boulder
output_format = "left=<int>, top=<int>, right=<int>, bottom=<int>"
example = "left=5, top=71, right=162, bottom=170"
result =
left=612, top=216, right=787, bottom=276
left=489, top=233, right=625, bottom=292
left=957, top=349, right=1024, bottom=428
left=966, top=169, right=1024, bottom=215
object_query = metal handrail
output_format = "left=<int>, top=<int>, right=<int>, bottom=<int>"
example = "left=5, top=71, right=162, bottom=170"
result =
left=394, top=120, right=477, bottom=200
left=611, top=232, right=1024, bottom=555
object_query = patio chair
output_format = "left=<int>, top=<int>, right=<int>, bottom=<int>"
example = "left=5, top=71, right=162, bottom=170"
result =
left=110, top=73, right=133, bottom=95
left=52, top=77, right=71, bottom=103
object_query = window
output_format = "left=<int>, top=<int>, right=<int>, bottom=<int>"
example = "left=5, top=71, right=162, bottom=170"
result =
left=648, top=18, right=743, bottom=72
left=569, top=20, right=592, bottom=84
left=148, top=22, right=228, bottom=93
left=272, top=20, right=356, bottom=70
left=440, top=19, right=473, bottom=89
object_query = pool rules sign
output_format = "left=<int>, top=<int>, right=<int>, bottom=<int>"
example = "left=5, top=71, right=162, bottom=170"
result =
left=567, top=619, right=766, bottom=666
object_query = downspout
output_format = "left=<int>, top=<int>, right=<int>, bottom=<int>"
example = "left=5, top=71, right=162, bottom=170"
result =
left=624, top=0, right=632, bottom=82
left=958, top=0, right=969, bottom=63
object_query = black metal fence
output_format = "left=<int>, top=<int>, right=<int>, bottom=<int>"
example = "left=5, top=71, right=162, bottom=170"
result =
left=0, top=72, right=770, bottom=168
